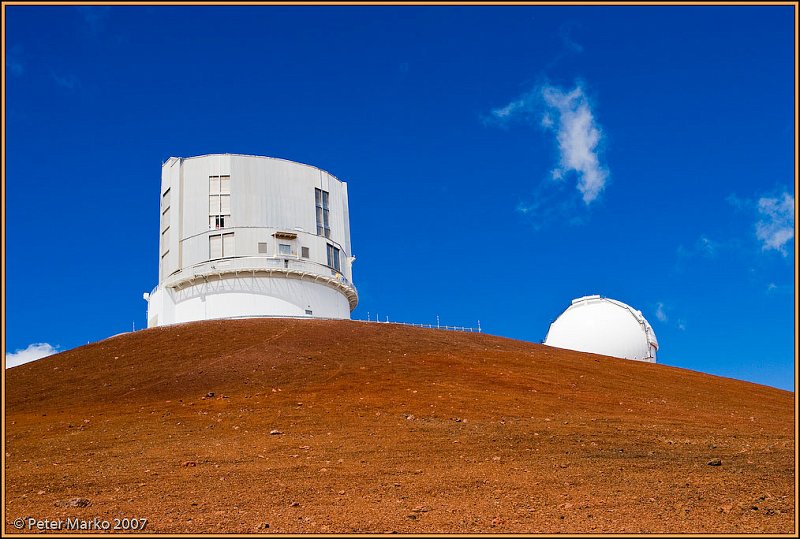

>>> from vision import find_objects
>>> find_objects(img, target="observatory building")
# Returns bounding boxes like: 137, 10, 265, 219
144, 154, 357, 327
544, 295, 658, 362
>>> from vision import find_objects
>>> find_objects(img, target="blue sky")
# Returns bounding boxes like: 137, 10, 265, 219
4, 5, 796, 391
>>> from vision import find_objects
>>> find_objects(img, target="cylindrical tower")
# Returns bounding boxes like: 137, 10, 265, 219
145, 154, 357, 327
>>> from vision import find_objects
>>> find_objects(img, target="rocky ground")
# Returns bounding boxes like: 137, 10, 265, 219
5, 319, 795, 534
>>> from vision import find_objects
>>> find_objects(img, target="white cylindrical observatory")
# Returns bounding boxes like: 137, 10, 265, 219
544, 295, 658, 362
145, 154, 357, 327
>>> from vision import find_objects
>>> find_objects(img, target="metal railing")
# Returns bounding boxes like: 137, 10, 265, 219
357, 317, 482, 333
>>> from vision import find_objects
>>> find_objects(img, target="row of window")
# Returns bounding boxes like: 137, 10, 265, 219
161, 189, 171, 272
315, 188, 330, 238
205, 176, 332, 240
209, 233, 340, 271
209, 175, 231, 230
209, 232, 235, 259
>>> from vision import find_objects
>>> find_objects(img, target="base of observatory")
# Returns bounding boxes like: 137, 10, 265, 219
146, 274, 352, 328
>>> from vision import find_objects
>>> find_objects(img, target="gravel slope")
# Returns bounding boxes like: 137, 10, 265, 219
5, 319, 795, 533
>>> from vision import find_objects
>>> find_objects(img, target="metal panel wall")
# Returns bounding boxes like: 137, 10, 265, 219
149, 154, 357, 326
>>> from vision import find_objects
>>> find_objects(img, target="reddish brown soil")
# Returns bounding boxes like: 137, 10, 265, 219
4, 319, 795, 534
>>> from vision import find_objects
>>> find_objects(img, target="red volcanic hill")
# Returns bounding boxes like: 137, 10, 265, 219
4, 319, 795, 534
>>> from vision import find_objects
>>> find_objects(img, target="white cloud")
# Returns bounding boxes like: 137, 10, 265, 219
492, 99, 525, 119
755, 192, 794, 256
485, 91, 538, 125
487, 83, 609, 206
6, 343, 59, 369
541, 84, 608, 204
655, 302, 668, 322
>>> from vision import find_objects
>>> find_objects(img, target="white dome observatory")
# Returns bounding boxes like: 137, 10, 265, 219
544, 295, 658, 362
145, 154, 357, 327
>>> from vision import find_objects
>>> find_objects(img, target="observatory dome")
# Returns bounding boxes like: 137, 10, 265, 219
144, 154, 357, 327
544, 295, 658, 363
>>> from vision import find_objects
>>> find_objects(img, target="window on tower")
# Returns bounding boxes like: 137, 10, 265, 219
315, 188, 330, 238
209, 232, 235, 259
210, 175, 231, 229
326, 243, 340, 272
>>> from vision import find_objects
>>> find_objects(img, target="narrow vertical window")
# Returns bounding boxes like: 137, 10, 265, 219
209, 234, 222, 259
161, 191, 171, 260
210, 175, 231, 229
161, 206, 170, 231
315, 188, 330, 238
161, 250, 169, 277
322, 190, 330, 238
161, 228, 170, 253
326, 244, 340, 272
222, 232, 235, 258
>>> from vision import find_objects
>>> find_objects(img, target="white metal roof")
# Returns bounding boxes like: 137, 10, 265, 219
544, 295, 658, 362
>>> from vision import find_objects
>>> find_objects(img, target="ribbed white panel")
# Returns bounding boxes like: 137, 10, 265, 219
148, 154, 357, 327
222, 232, 235, 257
161, 228, 170, 254
209, 235, 222, 259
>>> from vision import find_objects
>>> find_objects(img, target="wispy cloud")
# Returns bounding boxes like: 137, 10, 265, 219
6, 343, 59, 369
9, 59, 24, 77
486, 82, 609, 224
484, 90, 537, 126
655, 302, 668, 322
676, 235, 721, 262
558, 22, 584, 54
541, 85, 608, 204
7, 44, 25, 77
755, 193, 794, 256
728, 190, 795, 256
77, 6, 111, 31
696, 235, 718, 257
516, 177, 584, 230
50, 71, 79, 90
653, 301, 687, 330
765, 281, 792, 295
